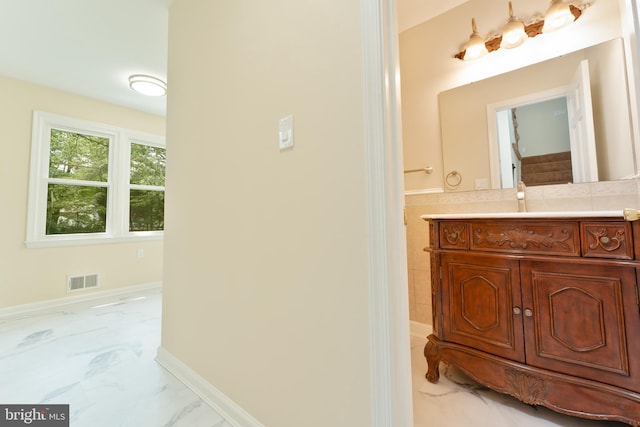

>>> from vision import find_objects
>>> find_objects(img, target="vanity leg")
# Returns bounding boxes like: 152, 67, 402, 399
424, 334, 441, 383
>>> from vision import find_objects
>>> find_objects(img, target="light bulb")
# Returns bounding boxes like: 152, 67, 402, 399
463, 18, 488, 60
500, 2, 527, 49
543, 0, 575, 33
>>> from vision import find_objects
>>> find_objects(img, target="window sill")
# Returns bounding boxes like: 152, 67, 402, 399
25, 233, 163, 248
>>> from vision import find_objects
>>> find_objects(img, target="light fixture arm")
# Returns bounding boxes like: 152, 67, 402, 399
471, 17, 479, 34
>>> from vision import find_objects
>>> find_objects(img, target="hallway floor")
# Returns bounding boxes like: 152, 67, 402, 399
0, 288, 630, 426
0, 288, 229, 427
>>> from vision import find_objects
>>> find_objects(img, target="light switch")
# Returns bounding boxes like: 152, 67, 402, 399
279, 114, 294, 150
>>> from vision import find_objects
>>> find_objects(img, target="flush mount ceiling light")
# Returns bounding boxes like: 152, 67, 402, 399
128, 74, 167, 97
500, 2, 528, 49
542, 0, 577, 33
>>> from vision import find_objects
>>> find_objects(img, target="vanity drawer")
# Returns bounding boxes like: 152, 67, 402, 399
470, 221, 580, 256
581, 221, 633, 259
438, 221, 469, 250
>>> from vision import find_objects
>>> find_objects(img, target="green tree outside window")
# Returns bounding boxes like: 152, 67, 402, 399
129, 143, 166, 232
46, 129, 109, 234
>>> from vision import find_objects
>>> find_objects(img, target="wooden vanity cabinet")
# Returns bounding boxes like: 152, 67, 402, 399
424, 216, 640, 426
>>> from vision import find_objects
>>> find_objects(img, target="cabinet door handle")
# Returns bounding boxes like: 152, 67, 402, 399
513, 307, 521, 315
524, 309, 533, 317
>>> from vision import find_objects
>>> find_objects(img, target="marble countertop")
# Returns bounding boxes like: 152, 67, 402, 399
421, 210, 626, 220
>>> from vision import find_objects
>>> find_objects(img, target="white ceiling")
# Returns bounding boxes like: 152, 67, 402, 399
396, 0, 469, 32
0, 0, 171, 116
0, 0, 463, 117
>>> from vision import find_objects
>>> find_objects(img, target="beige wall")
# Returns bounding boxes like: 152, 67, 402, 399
161, 1, 372, 426
0, 76, 165, 309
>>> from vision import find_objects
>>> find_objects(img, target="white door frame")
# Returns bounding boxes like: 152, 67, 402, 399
364, 2, 640, 425
362, 0, 413, 426
487, 86, 569, 189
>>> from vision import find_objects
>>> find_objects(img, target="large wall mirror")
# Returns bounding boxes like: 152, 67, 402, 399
439, 37, 635, 191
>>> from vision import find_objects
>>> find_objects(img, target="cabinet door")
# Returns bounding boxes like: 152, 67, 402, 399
441, 252, 525, 362
521, 260, 640, 390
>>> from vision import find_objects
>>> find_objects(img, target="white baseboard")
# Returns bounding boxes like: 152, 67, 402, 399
0, 282, 162, 319
155, 347, 264, 427
410, 321, 431, 339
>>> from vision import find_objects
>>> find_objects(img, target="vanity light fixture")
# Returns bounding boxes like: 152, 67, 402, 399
463, 18, 489, 61
455, 1, 589, 61
542, 0, 577, 33
500, 2, 528, 49
128, 74, 167, 97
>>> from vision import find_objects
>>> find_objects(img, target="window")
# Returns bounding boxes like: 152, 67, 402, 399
46, 129, 110, 235
26, 111, 165, 247
129, 142, 165, 231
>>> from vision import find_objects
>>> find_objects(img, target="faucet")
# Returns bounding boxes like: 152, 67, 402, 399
516, 181, 527, 213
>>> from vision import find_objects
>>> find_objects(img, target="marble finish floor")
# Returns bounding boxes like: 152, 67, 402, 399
0, 288, 231, 427
0, 287, 631, 427
411, 334, 627, 427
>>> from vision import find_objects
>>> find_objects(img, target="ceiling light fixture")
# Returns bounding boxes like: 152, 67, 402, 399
454, 1, 589, 61
500, 2, 528, 49
128, 74, 167, 97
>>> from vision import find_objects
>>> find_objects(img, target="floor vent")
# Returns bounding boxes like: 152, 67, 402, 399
67, 273, 100, 292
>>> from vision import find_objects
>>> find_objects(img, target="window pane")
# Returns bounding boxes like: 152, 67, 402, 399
49, 129, 109, 182
130, 190, 164, 231
130, 143, 166, 186
46, 184, 108, 234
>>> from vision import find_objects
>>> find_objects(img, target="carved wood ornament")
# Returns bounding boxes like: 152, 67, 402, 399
588, 228, 625, 252
474, 227, 572, 250
443, 225, 467, 246
505, 369, 546, 405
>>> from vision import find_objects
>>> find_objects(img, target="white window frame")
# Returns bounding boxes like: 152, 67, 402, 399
26, 111, 165, 248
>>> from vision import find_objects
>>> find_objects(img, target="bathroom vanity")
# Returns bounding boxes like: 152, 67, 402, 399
422, 211, 640, 425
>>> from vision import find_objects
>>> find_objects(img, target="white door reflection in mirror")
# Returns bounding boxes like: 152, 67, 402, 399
496, 109, 514, 188
495, 98, 572, 187
489, 60, 596, 188
567, 59, 598, 183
